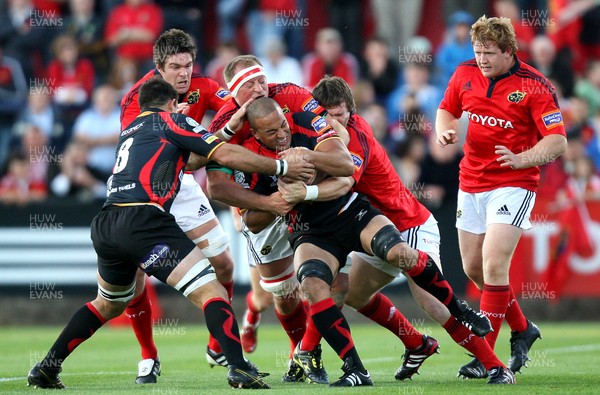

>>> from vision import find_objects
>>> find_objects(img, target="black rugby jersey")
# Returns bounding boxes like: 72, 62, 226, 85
105, 109, 224, 210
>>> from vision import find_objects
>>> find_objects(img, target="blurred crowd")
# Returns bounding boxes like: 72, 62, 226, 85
0, 0, 599, 213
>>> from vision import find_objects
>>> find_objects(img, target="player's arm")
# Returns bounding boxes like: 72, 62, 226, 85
496, 134, 567, 169
206, 168, 295, 216
242, 209, 278, 234
435, 108, 460, 146
278, 176, 355, 203
187, 152, 210, 170
280, 138, 354, 177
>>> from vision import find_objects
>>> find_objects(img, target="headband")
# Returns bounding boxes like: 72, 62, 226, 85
226, 65, 266, 97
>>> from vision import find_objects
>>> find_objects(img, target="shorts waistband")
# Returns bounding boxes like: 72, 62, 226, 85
112, 202, 165, 212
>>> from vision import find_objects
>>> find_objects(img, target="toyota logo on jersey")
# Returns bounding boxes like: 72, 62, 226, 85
466, 111, 514, 129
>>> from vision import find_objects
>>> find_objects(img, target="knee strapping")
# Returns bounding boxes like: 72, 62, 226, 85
174, 258, 217, 297
260, 264, 298, 297
296, 259, 333, 286
193, 225, 230, 258
98, 282, 136, 303
371, 224, 405, 262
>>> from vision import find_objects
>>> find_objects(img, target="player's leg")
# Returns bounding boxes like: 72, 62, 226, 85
359, 215, 491, 336
241, 264, 273, 353
163, 246, 269, 389
345, 254, 439, 381
293, 242, 372, 387
28, 274, 135, 389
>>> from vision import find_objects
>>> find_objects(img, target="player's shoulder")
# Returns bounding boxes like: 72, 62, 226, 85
514, 61, 556, 94
456, 58, 479, 70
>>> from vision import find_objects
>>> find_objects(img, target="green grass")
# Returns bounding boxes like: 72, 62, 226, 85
1, 322, 599, 394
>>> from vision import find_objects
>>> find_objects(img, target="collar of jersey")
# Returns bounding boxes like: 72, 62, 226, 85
138, 107, 167, 117
489, 57, 521, 82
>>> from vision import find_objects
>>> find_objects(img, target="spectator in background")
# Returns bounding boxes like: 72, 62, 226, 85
493, 0, 535, 62
107, 57, 138, 99
386, 62, 441, 128
47, 34, 95, 151
63, 0, 108, 83
392, 133, 426, 189
0, 151, 47, 205
434, 11, 475, 89
12, 86, 62, 157
302, 28, 358, 90
359, 37, 399, 105
50, 85, 120, 200
371, 0, 423, 61
0, 40, 27, 169
0, 0, 56, 80
575, 61, 600, 118
357, 102, 388, 144
216, 0, 244, 44
260, 37, 303, 86
205, 42, 240, 88
154, 0, 203, 57
104, 0, 163, 73
327, 0, 362, 58
19, 123, 50, 192
528, 34, 575, 98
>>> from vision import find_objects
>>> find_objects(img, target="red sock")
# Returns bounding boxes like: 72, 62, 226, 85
299, 303, 323, 351
358, 293, 422, 350
443, 316, 504, 370
245, 291, 261, 325
275, 301, 306, 355
126, 287, 158, 360
480, 284, 510, 350
207, 280, 234, 354
505, 286, 528, 332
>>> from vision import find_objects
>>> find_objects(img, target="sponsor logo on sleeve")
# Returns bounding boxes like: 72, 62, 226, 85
186, 117, 205, 133
316, 130, 338, 143
311, 116, 330, 133
215, 89, 231, 99
350, 153, 363, 171
302, 98, 320, 112
201, 133, 218, 144
541, 110, 563, 129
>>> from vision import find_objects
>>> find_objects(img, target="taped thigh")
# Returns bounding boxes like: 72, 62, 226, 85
174, 258, 217, 297
259, 264, 299, 297
192, 224, 231, 258
98, 282, 136, 303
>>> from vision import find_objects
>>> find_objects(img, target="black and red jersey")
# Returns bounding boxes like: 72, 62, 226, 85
231, 111, 349, 229
439, 58, 566, 193
120, 69, 231, 128
347, 113, 431, 231
208, 82, 326, 145
105, 110, 224, 210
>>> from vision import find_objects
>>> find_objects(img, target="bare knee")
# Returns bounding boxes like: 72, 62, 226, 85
208, 253, 234, 281
91, 297, 127, 320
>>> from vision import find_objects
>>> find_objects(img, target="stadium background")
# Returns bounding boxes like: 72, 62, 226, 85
1, 0, 599, 326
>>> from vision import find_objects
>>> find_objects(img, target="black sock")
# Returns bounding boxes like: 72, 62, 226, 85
406, 251, 461, 315
203, 298, 246, 368
41, 303, 106, 371
310, 298, 365, 372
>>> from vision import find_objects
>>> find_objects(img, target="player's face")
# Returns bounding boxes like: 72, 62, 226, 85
157, 53, 194, 95
325, 102, 351, 127
473, 41, 514, 79
233, 69, 268, 105
252, 109, 291, 151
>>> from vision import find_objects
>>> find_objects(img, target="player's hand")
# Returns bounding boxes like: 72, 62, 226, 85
266, 191, 295, 215
228, 98, 255, 131
437, 130, 458, 146
278, 178, 307, 204
177, 103, 190, 115
278, 148, 315, 181
496, 145, 525, 169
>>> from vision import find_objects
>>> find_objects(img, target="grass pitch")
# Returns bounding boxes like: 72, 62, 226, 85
1, 322, 599, 394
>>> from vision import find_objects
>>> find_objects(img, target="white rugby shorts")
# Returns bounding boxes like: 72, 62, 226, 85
170, 173, 217, 232
456, 187, 536, 234
352, 214, 441, 277
243, 215, 293, 266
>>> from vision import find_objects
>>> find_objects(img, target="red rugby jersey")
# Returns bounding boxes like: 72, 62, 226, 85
439, 58, 566, 193
208, 82, 325, 144
120, 69, 231, 128
347, 114, 430, 231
